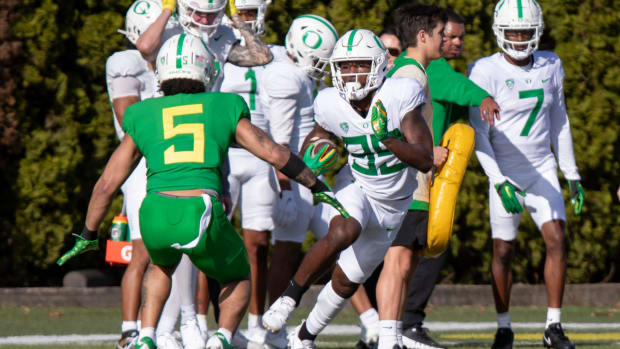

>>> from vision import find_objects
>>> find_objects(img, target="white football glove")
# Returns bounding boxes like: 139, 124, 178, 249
273, 190, 297, 227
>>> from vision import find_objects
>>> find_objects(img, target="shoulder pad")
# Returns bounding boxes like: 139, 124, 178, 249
106, 50, 147, 79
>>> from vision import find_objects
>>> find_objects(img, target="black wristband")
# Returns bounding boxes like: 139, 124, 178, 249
309, 180, 329, 194
80, 226, 97, 240
279, 154, 306, 180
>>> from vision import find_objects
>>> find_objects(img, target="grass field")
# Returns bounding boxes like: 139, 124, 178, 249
0, 305, 619, 348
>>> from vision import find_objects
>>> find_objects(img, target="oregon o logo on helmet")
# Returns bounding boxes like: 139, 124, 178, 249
302, 30, 323, 49
133, 0, 151, 15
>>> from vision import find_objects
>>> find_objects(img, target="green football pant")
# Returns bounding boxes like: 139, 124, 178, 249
139, 192, 250, 284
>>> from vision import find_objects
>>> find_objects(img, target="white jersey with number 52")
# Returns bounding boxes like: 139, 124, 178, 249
468, 51, 580, 189
314, 78, 426, 201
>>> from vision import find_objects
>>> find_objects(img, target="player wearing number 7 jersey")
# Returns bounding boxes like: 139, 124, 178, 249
468, 1, 582, 348
56, 33, 348, 349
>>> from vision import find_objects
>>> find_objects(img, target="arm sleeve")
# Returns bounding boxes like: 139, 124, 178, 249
262, 71, 299, 146
468, 63, 507, 186
427, 58, 490, 107
549, 60, 581, 180
110, 76, 141, 99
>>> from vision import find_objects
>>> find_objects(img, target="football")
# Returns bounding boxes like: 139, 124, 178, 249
308, 136, 339, 171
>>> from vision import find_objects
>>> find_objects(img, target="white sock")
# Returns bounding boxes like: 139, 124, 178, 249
122, 321, 137, 333
305, 281, 349, 335
216, 328, 232, 343
181, 305, 197, 324
156, 315, 178, 335
546, 308, 561, 328
137, 320, 141, 331
396, 321, 403, 347
248, 313, 262, 329
139, 327, 155, 342
197, 314, 208, 333
497, 312, 511, 329
378, 320, 398, 349
359, 308, 379, 328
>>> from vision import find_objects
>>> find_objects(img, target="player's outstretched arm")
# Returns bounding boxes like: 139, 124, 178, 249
135, 1, 175, 62
374, 103, 433, 173
57, 136, 142, 265
235, 118, 349, 217
227, 14, 273, 66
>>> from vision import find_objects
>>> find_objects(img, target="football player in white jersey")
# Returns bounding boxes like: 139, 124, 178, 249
135, 0, 273, 91
105, 2, 190, 348
262, 29, 434, 349
218, 0, 284, 347
468, 1, 584, 348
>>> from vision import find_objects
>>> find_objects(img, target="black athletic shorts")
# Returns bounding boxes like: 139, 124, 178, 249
390, 209, 428, 250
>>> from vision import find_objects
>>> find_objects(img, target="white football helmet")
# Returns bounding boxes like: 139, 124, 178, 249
119, 0, 163, 45
330, 29, 388, 101
235, 0, 269, 35
492, 0, 544, 60
177, 0, 227, 38
285, 14, 338, 80
156, 33, 217, 90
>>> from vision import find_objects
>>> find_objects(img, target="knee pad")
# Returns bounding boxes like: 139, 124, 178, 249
424, 124, 475, 258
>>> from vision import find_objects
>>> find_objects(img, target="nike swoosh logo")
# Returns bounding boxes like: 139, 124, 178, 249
542, 78, 551, 83
213, 35, 223, 41
543, 335, 552, 345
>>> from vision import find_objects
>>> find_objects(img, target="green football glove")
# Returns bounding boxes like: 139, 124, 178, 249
371, 99, 388, 141
312, 181, 350, 219
303, 142, 338, 176
495, 181, 526, 214
568, 180, 585, 215
56, 229, 99, 266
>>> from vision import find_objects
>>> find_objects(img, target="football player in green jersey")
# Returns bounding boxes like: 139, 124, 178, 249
57, 33, 348, 349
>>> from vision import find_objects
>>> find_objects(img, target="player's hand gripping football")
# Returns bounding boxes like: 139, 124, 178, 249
312, 181, 350, 219
371, 99, 389, 142
568, 180, 585, 215
495, 181, 526, 214
303, 140, 338, 176
56, 228, 99, 266
161, 0, 176, 12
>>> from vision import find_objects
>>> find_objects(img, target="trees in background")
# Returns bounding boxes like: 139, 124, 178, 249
3, 0, 618, 285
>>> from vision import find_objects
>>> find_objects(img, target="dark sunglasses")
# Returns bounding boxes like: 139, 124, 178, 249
387, 47, 401, 57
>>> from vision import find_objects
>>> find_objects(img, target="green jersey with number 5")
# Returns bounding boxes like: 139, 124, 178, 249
122, 92, 250, 194
468, 51, 581, 189
314, 78, 426, 201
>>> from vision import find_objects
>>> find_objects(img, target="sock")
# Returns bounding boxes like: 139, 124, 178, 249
216, 328, 232, 343
248, 313, 261, 329
359, 308, 379, 328
197, 314, 208, 333
139, 327, 155, 342
497, 312, 511, 329
546, 308, 561, 328
156, 315, 178, 335
282, 279, 309, 305
396, 321, 403, 347
305, 281, 349, 336
181, 304, 197, 324
378, 320, 398, 349
122, 321, 137, 333
299, 321, 317, 341
137, 320, 141, 331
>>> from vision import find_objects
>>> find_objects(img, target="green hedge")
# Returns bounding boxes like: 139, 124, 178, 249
4, 0, 618, 285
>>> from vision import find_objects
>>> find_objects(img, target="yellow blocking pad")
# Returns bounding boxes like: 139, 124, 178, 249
441, 332, 620, 341
423, 123, 475, 258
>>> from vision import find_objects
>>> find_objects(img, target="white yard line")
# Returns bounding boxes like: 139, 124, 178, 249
1, 323, 619, 345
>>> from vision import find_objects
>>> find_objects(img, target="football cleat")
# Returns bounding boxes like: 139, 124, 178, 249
288, 324, 315, 349
157, 332, 184, 349
402, 326, 444, 349
180, 318, 206, 349
543, 323, 575, 349
262, 296, 296, 332
245, 324, 267, 348
117, 329, 139, 349
491, 328, 514, 349
264, 328, 288, 349
359, 321, 379, 348
206, 331, 232, 349
134, 336, 156, 349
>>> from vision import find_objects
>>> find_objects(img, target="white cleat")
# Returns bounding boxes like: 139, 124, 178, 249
157, 332, 184, 349
264, 328, 288, 349
230, 330, 249, 349
288, 324, 315, 349
206, 332, 231, 349
181, 318, 207, 349
262, 296, 296, 332
360, 321, 379, 347
245, 325, 267, 349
